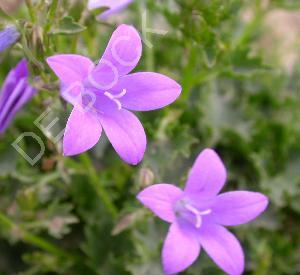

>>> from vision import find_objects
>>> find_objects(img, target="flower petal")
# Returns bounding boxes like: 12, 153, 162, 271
63, 107, 102, 156
99, 109, 146, 165
111, 72, 182, 111
137, 184, 183, 223
47, 54, 94, 84
88, 0, 134, 19
60, 82, 82, 106
212, 191, 269, 226
184, 149, 227, 198
198, 224, 244, 275
162, 222, 200, 274
96, 24, 142, 77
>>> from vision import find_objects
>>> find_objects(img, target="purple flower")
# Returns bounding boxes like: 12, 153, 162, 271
88, 0, 134, 19
0, 59, 37, 134
46, 24, 181, 165
0, 25, 20, 52
137, 149, 269, 275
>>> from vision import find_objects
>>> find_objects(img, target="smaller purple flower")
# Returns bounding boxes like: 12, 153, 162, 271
0, 60, 37, 133
88, 0, 134, 19
0, 25, 20, 52
137, 149, 269, 275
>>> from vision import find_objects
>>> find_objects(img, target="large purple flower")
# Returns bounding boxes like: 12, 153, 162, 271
137, 149, 269, 275
0, 25, 20, 52
88, 0, 134, 19
0, 59, 37, 133
47, 24, 181, 165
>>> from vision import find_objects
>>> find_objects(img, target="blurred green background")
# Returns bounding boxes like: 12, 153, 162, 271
1, 0, 300, 274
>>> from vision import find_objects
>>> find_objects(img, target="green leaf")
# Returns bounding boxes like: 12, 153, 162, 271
52, 16, 86, 35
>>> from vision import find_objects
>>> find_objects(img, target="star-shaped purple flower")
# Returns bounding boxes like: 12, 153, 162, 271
137, 149, 269, 275
0, 59, 36, 133
47, 24, 181, 165
88, 0, 134, 19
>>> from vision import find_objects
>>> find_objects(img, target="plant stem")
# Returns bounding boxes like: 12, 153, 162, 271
44, 0, 59, 34
140, 1, 154, 71
79, 154, 118, 218
25, 0, 37, 23
0, 211, 72, 260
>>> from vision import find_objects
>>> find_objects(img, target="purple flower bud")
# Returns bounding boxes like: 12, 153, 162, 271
0, 60, 37, 133
0, 25, 20, 52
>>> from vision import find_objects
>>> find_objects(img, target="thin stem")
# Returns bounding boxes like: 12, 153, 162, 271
25, 0, 37, 23
44, 0, 59, 34
0, 211, 72, 260
140, 1, 154, 71
79, 154, 118, 218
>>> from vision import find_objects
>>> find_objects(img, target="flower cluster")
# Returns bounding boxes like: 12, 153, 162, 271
0, 2, 269, 275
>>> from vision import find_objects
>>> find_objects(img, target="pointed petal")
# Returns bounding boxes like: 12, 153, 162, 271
184, 149, 227, 198
63, 107, 102, 156
198, 224, 244, 275
111, 72, 182, 111
47, 54, 94, 84
93, 25, 142, 80
137, 184, 183, 223
99, 109, 146, 165
162, 222, 200, 274
212, 191, 269, 226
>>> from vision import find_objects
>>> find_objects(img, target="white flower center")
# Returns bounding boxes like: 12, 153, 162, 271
175, 199, 211, 228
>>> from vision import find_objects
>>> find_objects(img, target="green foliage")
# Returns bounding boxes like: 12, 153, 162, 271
1, 0, 300, 274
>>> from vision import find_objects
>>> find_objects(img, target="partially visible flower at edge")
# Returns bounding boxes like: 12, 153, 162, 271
88, 0, 134, 20
137, 149, 269, 275
46, 24, 181, 165
0, 59, 37, 133
0, 25, 20, 52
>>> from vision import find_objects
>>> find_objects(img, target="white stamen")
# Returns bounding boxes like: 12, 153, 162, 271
114, 89, 127, 99
185, 204, 202, 228
104, 89, 127, 110
199, 209, 212, 215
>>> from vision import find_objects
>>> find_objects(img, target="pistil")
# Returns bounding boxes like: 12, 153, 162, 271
104, 89, 127, 110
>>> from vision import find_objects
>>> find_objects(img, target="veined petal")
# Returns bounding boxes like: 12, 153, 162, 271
184, 149, 227, 198
63, 107, 102, 156
198, 224, 244, 275
0, 80, 36, 133
162, 222, 200, 274
0, 59, 28, 112
212, 191, 269, 226
47, 54, 94, 85
111, 72, 182, 111
137, 184, 183, 223
95, 24, 142, 78
98, 109, 146, 165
